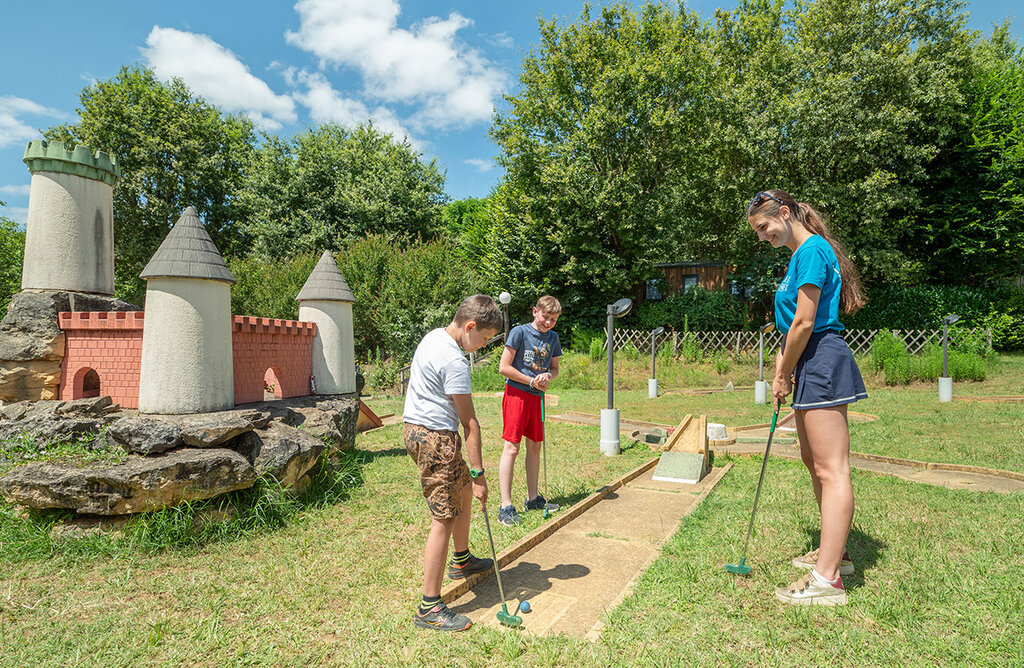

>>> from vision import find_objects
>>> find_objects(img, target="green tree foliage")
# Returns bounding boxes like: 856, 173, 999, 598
45, 66, 255, 306
491, 3, 718, 326
226, 236, 483, 361
238, 124, 448, 258
443, 197, 494, 264
0, 211, 25, 315
634, 287, 750, 331
493, 0, 1019, 329
911, 25, 1024, 283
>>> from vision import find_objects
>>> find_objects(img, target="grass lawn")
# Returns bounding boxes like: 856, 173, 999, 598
1, 355, 1022, 665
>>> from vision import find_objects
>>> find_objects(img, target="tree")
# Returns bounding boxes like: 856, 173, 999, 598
911, 24, 1024, 283
491, 3, 719, 326
238, 123, 448, 258
45, 66, 255, 305
0, 208, 24, 315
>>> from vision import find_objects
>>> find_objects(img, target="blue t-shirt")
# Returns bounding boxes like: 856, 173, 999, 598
505, 323, 561, 395
775, 235, 844, 335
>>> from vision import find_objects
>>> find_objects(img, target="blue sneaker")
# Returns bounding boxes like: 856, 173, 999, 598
525, 495, 559, 512
497, 504, 521, 526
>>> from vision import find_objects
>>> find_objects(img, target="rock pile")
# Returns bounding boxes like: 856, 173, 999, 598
0, 394, 358, 515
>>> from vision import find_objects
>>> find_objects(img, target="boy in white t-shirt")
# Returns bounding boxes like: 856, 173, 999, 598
403, 294, 502, 632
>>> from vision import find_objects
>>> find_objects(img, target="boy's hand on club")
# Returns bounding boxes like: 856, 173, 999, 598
534, 373, 551, 391
472, 477, 487, 508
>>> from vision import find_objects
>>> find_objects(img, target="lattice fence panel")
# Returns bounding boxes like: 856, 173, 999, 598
613, 328, 990, 357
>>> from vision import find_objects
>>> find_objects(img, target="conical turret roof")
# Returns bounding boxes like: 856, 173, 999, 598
140, 207, 236, 284
296, 250, 354, 302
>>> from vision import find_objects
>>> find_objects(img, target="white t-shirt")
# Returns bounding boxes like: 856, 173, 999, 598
402, 328, 472, 432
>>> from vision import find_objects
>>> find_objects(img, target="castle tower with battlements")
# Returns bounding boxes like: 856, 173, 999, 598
21, 140, 120, 295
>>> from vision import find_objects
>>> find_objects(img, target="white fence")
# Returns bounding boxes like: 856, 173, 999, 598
611, 327, 992, 357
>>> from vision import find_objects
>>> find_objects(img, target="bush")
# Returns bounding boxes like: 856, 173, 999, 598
713, 350, 730, 374
588, 337, 604, 361
570, 326, 605, 353
679, 334, 704, 363
470, 356, 505, 392
0, 216, 24, 316
229, 253, 318, 320
622, 342, 642, 362
870, 330, 907, 373
555, 351, 604, 389
633, 287, 749, 332
883, 354, 912, 385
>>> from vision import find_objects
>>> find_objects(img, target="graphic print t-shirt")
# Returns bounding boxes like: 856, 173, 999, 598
505, 323, 561, 396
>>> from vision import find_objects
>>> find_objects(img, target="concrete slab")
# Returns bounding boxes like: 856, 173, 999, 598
447, 464, 731, 639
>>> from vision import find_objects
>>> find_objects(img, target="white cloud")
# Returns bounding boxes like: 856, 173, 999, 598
285, 0, 506, 129
0, 96, 63, 148
463, 158, 493, 173
143, 27, 297, 131
1, 206, 29, 226
286, 69, 420, 148
0, 184, 31, 196
485, 32, 514, 48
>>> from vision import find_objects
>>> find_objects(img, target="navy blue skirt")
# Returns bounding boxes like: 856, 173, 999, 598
790, 330, 867, 410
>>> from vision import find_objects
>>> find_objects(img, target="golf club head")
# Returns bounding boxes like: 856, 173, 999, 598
725, 558, 752, 575
497, 604, 523, 627
543, 509, 551, 519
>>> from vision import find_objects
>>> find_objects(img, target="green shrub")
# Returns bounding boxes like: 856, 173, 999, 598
948, 350, 987, 381
570, 326, 605, 353
588, 337, 604, 361
229, 253, 318, 321
556, 351, 603, 389
470, 356, 505, 392
622, 342, 641, 362
0, 216, 25, 316
870, 330, 907, 373
679, 334, 704, 363
634, 287, 749, 332
883, 354, 912, 385
713, 350, 730, 374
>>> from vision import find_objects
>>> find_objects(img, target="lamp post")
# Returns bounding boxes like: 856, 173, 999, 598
755, 322, 775, 404
649, 326, 665, 398
939, 314, 959, 402
601, 298, 633, 456
498, 291, 512, 343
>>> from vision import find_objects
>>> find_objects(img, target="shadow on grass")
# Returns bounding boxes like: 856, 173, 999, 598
800, 524, 886, 591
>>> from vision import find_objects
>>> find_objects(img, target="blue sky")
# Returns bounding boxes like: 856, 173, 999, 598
1, 0, 1020, 227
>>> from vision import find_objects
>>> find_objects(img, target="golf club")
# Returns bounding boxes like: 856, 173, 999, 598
482, 503, 523, 627
541, 393, 558, 518
725, 403, 782, 575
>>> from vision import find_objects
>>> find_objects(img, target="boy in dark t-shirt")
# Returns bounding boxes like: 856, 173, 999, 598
496, 295, 562, 525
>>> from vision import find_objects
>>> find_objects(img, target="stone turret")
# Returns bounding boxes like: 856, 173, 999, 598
137, 207, 235, 414
21, 140, 120, 295
297, 250, 356, 395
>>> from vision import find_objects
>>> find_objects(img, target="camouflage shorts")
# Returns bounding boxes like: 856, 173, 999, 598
404, 422, 470, 520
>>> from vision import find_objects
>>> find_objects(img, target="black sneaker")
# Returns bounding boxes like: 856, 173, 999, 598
497, 504, 522, 526
525, 495, 559, 512
447, 554, 494, 580
413, 602, 472, 631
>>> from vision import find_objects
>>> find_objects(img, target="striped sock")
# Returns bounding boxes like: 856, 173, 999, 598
419, 594, 442, 615
452, 549, 470, 566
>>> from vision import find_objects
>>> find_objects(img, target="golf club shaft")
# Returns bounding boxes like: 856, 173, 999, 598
482, 506, 508, 606
738, 405, 781, 561
542, 393, 548, 500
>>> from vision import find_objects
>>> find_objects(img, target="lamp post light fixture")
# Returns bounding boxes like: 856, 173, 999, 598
498, 291, 512, 343
939, 314, 960, 402
601, 297, 633, 456
755, 322, 775, 404
649, 326, 665, 398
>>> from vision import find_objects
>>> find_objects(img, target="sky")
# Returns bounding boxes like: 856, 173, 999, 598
1, 0, 1021, 227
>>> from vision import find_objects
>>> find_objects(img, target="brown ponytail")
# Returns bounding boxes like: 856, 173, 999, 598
748, 190, 867, 314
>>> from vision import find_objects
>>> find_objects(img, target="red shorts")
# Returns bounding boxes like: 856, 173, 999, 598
502, 384, 544, 444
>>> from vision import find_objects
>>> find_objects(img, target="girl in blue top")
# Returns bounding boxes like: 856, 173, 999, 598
747, 189, 867, 607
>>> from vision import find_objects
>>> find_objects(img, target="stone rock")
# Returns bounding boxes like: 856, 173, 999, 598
0, 448, 256, 515
55, 396, 114, 417
173, 410, 265, 447
0, 362, 61, 403
232, 422, 326, 487
0, 414, 110, 444
724, 381, 735, 392
24, 400, 68, 418
107, 416, 183, 455
0, 401, 32, 421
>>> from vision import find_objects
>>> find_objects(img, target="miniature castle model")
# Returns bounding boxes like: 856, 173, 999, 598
2, 140, 357, 412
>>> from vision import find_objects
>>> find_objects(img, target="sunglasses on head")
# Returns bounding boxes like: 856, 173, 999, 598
748, 191, 784, 211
